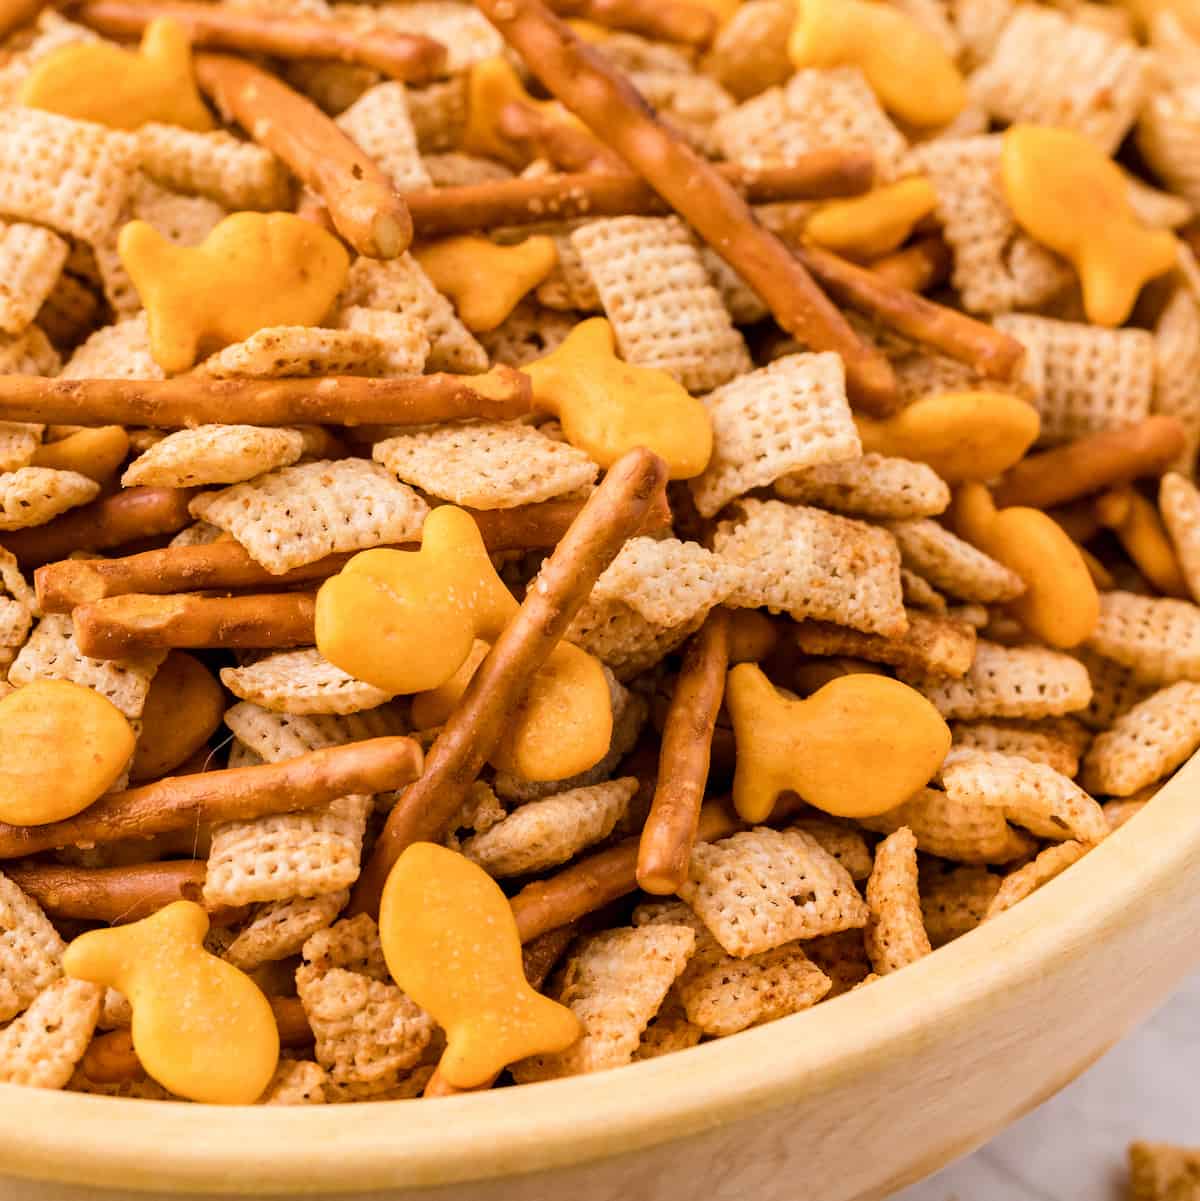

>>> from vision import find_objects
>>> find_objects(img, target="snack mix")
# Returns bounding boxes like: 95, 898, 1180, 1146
0, 0, 1194, 1106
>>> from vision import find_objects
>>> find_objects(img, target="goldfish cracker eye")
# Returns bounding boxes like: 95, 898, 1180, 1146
0, 679, 135, 826
726, 664, 950, 822
804, 178, 940, 262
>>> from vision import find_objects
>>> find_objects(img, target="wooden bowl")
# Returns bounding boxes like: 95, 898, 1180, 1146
3, 755, 1199, 1201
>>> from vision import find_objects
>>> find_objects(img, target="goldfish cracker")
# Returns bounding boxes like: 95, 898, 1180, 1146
726, 664, 951, 822
21, 18, 213, 132
413, 236, 558, 333
855, 392, 1040, 484
118, 212, 350, 373
787, 0, 965, 127
0, 679, 135, 825
1001, 125, 1178, 328
524, 318, 713, 479
131, 651, 226, 783
380, 844, 581, 1088
63, 901, 279, 1104
1093, 485, 1189, 598
805, 178, 939, 261
31, 427, 130, 484
951, 483, 1100, 648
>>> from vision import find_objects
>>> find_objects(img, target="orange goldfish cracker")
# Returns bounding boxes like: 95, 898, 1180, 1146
130, 651, 224, 782
805, 178, 939, 261
31, 427, 129, 483
1094, 485, 1189, 598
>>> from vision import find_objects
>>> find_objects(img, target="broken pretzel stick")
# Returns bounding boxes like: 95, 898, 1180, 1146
77, 0, 447, 83
0, 367, 531, 428
195, 52, 412, 259
350, 446, 669, 916
0, 737, 423, 859
404, 151, 875, 238
992, 416, 1187, 510
546, 0, 715, 45
869, 236, 952, 294
637, 608, 730, 896
473, 0, 896, 412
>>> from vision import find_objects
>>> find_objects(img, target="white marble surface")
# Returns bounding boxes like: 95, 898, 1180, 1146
895, 968, 1200, 1201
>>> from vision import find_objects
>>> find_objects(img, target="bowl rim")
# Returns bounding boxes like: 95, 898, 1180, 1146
3, 754, 1199, 1196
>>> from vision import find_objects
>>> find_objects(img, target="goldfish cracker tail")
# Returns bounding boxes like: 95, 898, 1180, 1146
731, 759, 781, 825
949, 481, 999, 544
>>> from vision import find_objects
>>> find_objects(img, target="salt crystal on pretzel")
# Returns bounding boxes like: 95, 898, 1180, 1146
0, 977, 101, 1089
1085, 591, 1200, 687
122, 425, 303, 489
225, 890, 348, 972
221, 649, 392, 716
0, 869, 65, 1023
951, 719, 1086, 778
0, 221, 66, 336
1153, 291, 1200, 475
334, 83, 431, 192
196, 326, 399, 380
863, 827, 930, 977
885, 518, 1025, 606
985, 840, 1088, 920
793, 611, 976, 679
775, 453, 950, 520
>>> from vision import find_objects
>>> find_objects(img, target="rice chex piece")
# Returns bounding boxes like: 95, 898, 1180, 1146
0, 221, 67, 335
190, 459, 429, 574
334, 82, 431, 191
421, 153, 513, 188
1129, 1142, 1200, 1201
1161, 473, 1200, 602
462, 777, 637, 877
223, 701, 409, 763
885, 518, 1025, 604
951, 719, 1084, 777
698, 246, 767, 325
566, 599, 707, 680
61, 313, 163, 380
0, 423, 41, 473
941, 748, 1108, 843
0, 548, 33, 653
406, 78, 468, 153
0, 871, 65, 1024
122, 425, 304, 488
788, 817, 874, 882
135, 124, 291, 210
992, 315, 1155, 444
260, 1059, 328, 1105
775, 453, 950, 520
302, 913, 387, 977
570, 216, 751, 394
901, 568, 947, 613
919, 862, 1000, 947
348, 1, 503, 74
0, 467, 97, 530
631, 71, 734, 157
0, 325, 57, 377
634, 900, 831, 1037
536, 232, 601, 312
892, 343, 1041, 405
1074, 646, 1153, 731
985, 840, 1088, 919
374, 422, 597, 510
802, 929, 873, 997
478, 300, 575, 368
511, 925, 695, 1082
1138, 83, 1200, 212
225, 891, 349, 971
792, 610, 976, 678
633, 1002, 703, 1061
714, 499, 907, 638
690, 352, 859, 518
9, 613, 163, 718
1081, 682, 1200, 797
170, 520, 224, 548
199, 326, 393, 379
334, 308, 429, 377
1085, 591, 1200, 687
864, 828, 931, 976
0, 978, 101, 1089
679, 827, 869, 958
221, 648, 393, 716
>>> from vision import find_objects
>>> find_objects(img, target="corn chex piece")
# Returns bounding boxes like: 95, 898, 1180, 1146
335, 308, 429, 377
985, 840, 1088, 919
462, 777, 637, 877
169, 520, 223, 548
1138, 83, 1200, 211
0, 548, 33, 653
323, 1066, 435, 1103
788, 817, 874, 882
885, 518, 1026, 606
260, 1059, 328, 1105
302, 913, 387, 977
334, 82, 431, 191
892, 341, 1043, 406
346, 1, 503, 74
679, 827, 869, 958
715, 499, 906, 638
901, 568, 947, 613
478, 300, 575, 369
226, 891, 350, 972
919, 862, 1001, 948
536, 232, 601, 313
0, 423, 41, 473
566, 598, 704, 680
1161, 473, 1200, 601
135, 124, 291, 211
0, 978, 101, 1089
511, 925, 696, 1082
792, 610, 976, 678
61, 313, 163, 381
569, 216, 751, 394
775, 453, 950, 520
802, 929, 873, 997
1085, 591, 1200, 687
198, 326, 394, 379
712, 68, 908, 180
1074, 646, 1153, 731
122, 425, 304, 489
1154, 296, 1200, 476
951, 718, 1085, 777
634, 900, 831, 1037
224, 700, 409, 763
0, 326, 57, 377
905, 136, 1072, 315
9, 613, 164, 718
633, 1001, 703, 1061
0, 466, 97, 530
1129, 1142, 1200, 1201
0, 870, 65, 1024
406, 78, 467, 153
970, 6, 1150, 153
421, 153, 513, 188
443, 779, 508, 850
993, 315, 1155, 445
941, 748, 1108, 844
864, 828, 931, 976
343, 253, 488, 373
0, 221, 67, 336
690, 352, 859, 518
1104, 796, 1152, 829
221, 648, 393, 716
190, 459, 429, 575
1081, 682, 1200, 797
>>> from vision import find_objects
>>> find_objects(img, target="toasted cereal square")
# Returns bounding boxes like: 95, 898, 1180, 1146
373, 422, 597, 510
334, 308, 429, 377
223, 701, 409, 763
775, 453, 950, 520
714, 499, 907, 638
630, 71, 734, 157
302, 914, 389, 979
0, 871, 65, 1024
225, 891, 349, 971
37, 268, 102, 349
802, 929, 873, 997
198, 327, 392, 379
569, 216, 751, 394
406, 78, 468, 153
323, 1066, 435, 1103
477, 300, 576, 368
1085, 591, 1200, 687
0, 548, 33, 652
335, 82, 431, 191
633, 1002, 704, 1060
122, 425, 304, 488
885, 518, 1025, 604
259, 1059, 328, 1105
951, 718, 1084, 777
1129, 1142, 1200, 1201
788, 817, 874, 881
0, 423, 41, 473
347, 1, 503, 74
1155, 292, 1200, 475
69, 1070, 175, 1100
169, 520, 224, 548
864, 828, 931, 976
220, 648, 393, 716
565, 597, 707, 680
699, 245, 767, 325
421, 153, 513, 188
985, 840, 1088, 919
61, 313, 164, 381
1161, 473, 1200, 601
536, 232, 601, 313
0, 467, 97, 530
679, 827, 869, 958
0, 325, 57, 376
1074, 646, 1154, 731
690, 353, 859, 518
0, 978, 101, 1089
1138, 82, 1200, 210
9, 613, 163, 718
511, 925, 695, 1082
891, 343, 1040, 405
0, 221, 67, 335
190, 459, 429, 575
1081, 682, 1200, 797
792, 611, 977, 678
919, 862, 1000, 947
462, 778, 637, 877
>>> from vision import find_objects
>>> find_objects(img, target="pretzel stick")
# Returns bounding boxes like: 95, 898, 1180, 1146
0, 737, 423, 858
195, 53, 411, 259
404, 152, 875, 238
473, 0, 896, 413
351, 447, 669, 916
637, 609, 729, 896
992, 416, 1188, 510
790, 242, 1025, 381
869, 236, 952, 294
77, 0, 447, 82
0, 0, 43, 37
498, 100, 623, 173
546, 0, 714, 44
0, 486, 195, 569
